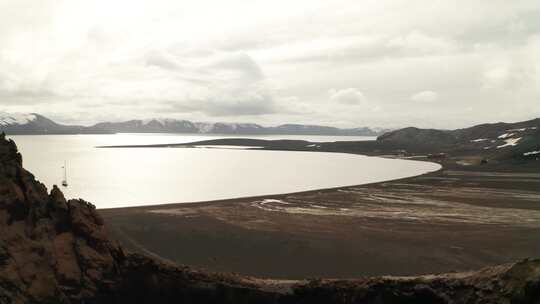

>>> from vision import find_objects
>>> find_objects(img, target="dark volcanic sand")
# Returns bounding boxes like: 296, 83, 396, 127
99, 165, 540, 279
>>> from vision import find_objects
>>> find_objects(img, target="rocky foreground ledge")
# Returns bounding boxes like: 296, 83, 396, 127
0, 134, 539, 303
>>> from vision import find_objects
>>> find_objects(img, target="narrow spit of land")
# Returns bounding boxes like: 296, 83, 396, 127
100, 138, 540, 279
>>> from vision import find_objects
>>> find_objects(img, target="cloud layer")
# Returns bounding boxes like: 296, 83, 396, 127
411, 91, 439, 103
1, 0, 540, 128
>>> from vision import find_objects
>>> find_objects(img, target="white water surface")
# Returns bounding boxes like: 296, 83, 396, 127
9, 134, 440, 209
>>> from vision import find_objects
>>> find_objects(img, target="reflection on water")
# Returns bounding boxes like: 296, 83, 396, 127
10, 134, 439, 209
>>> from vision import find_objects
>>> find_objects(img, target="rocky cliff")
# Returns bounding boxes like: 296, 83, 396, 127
0, 134, 539, 303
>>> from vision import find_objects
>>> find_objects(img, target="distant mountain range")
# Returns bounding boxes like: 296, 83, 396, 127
93, 119, 386, 136
0, 113, 111, 135
0, 113, 387, 136
4, 112, 537, 160
162, 117, 539, 165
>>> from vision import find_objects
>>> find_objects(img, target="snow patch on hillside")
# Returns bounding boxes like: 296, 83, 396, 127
194, 122, 214, 133
523, 150, 540, 156
142, 118, 175, 125
507, 126, 538, 132
496, 137, 521, 149
498, 133, 515, 139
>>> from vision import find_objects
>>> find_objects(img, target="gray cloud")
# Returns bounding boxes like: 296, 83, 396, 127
329, 88, 366, 105
410, 90, 438, 103
206, 53, 264, 81
144, 51, 182, 70
0, 0, 539, 128
169, 93, 276, 117
0, 74, 57, 104
263, 32, 460, 66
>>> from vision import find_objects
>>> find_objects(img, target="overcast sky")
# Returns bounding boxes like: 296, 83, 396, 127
1, 0, 540, 128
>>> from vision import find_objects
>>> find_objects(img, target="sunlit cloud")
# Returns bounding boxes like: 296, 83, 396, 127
0, 0, 539, 128
410, 90, 439, 103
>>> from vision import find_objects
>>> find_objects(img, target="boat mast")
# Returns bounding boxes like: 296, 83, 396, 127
62, 161, 68, 186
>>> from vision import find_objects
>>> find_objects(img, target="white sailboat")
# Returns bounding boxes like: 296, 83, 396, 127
61, 161, 68, 187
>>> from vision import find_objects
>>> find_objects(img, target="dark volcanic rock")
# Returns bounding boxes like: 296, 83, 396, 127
378, 127, 458, 149
378, 118, 540, 147
0, 132, 123, 302
377, 118, 540, 160
0, 133, 539, 303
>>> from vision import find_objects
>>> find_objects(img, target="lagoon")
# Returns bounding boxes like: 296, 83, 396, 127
9, 134, 440, 208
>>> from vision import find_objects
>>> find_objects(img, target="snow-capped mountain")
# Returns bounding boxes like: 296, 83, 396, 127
0, 113, 38, 126
93, 119, 386, 136
0, 113, 387, 136
0, 113, 111, 135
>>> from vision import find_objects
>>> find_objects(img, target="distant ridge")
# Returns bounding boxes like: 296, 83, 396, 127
0, 112, 388, 136
126, 117, 538, 165
92, 119, 387, 136
0, 113, 112, 135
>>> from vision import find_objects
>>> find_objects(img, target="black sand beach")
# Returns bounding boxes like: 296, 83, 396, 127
100, 161, 540, 279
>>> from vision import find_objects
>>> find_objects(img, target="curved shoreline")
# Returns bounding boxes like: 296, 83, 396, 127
98, 161, 443, 211
97, 148, 441, 210
100, 163, 540, 279
97, 138, 443, 210
98, 137, 540, 279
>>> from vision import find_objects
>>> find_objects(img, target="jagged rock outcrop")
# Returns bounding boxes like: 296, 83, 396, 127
0, 133, 539, 303
0, 132, 122, 302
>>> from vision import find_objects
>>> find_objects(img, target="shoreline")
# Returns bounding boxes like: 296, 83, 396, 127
98, 158, 443, 211
99, 136, 540, 279
96, 137, 447, 211
97, 134, 538, 211
100, 159, 540, 279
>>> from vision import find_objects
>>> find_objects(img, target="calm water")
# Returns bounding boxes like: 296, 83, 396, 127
9, 134, 440, 209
